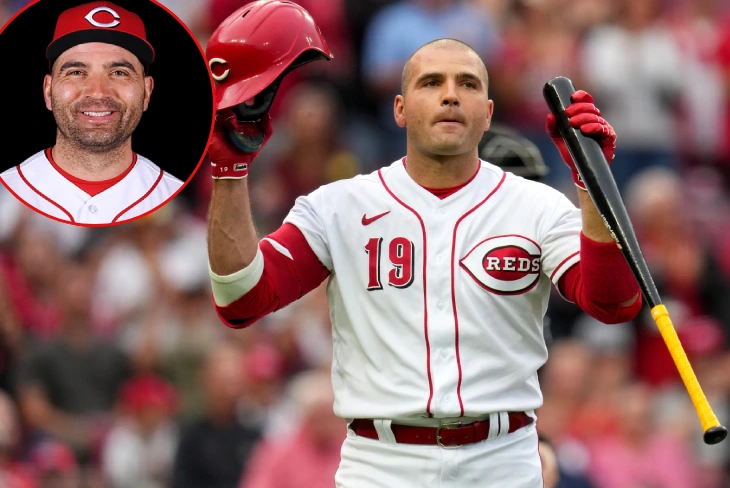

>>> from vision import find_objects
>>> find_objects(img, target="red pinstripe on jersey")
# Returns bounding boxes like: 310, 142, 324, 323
378, 169, 434, 417
549, 250, 580, 282
451, 171, 506, 416
16, 165, 75, 222
111, 167, 164, 223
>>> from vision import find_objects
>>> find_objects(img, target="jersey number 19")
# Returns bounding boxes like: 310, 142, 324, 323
365, 237, 415, 290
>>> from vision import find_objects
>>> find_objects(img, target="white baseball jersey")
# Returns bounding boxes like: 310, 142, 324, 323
282, 158, 581, 421
0, 149, 183, 225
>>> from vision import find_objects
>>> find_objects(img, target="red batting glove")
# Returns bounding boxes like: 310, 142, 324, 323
546, 90, 616, 189
208, 108, 273, 180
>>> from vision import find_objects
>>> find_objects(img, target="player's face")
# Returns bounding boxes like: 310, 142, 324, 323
395, 47, 492, 157
44, 43, 154, 152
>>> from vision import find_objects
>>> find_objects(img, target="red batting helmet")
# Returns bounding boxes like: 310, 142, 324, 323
206, 0, 333, 111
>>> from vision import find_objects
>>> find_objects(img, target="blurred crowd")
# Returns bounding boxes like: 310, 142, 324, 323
2, 0, 730, 487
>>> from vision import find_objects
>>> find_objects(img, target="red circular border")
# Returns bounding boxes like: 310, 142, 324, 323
0, 0, 215, 228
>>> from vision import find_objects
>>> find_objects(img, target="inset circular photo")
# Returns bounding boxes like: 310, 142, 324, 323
0, 0, 214, 226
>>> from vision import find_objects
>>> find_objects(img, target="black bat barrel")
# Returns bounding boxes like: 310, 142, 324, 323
542, 76, 661, 309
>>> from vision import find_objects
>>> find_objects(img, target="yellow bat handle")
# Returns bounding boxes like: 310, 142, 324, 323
651, 305, 727, 444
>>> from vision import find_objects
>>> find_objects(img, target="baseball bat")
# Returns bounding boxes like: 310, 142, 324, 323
543, 76, 727, 445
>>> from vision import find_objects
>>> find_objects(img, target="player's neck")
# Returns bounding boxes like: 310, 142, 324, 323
404, 147, 480, 189
52, 136, 135, 182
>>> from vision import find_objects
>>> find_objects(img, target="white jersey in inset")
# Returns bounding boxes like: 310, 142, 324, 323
0, 149, 183, 225
283, 159, 582, 421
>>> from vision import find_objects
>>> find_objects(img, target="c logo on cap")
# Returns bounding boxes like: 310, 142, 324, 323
85, 6, 121, 28
209, 58, 230, 82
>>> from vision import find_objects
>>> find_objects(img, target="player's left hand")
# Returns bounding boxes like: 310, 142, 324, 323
208, 107, 273, 180
546, 90, 616, 189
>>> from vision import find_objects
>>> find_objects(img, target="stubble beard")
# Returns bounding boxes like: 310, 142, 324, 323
53, 94, 144, 154
422, 127, 468, 156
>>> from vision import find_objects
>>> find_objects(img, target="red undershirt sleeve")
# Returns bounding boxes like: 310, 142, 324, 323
215, 223, 330, 328
558, 232, 643, 324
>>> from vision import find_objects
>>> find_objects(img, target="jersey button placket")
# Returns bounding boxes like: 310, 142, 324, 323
426, 204, 457, 417
88, 205, 98, 214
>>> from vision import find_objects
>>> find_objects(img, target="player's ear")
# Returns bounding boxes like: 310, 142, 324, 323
143, 76, 154, 112
483, 99, 494, 132
43, 75, 53, 111
394, 95, 406, 128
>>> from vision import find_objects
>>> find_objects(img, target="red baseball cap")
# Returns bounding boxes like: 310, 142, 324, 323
119, 375, 177, 414
47, 1, 154, 71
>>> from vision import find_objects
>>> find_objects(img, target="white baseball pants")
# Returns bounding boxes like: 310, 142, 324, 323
335, 421, 543, 487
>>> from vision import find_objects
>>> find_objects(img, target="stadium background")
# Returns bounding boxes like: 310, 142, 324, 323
1, 0, 730, 486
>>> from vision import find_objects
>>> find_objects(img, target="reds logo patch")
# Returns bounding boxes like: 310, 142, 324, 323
208, 58, 230, 82
85, 6, 121, 28
460, 235, 542, 295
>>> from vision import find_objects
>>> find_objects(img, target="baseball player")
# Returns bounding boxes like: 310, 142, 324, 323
0, 1, 183, 225
206, 2, 642, 486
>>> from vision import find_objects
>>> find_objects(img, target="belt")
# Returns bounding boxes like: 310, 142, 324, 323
350, 412, 533, 448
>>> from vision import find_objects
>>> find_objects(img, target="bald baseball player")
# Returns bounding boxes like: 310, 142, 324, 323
0, 2, 183, 225
207, 38, 642, 487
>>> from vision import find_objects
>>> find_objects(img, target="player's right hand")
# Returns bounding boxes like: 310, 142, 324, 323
208, 108, 273, 180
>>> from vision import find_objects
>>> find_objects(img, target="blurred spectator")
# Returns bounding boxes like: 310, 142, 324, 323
664, 0, 725, 162
362, 0, 500, 159
156, 285, 223, 422
106, 216, 221, 420
717, 13, 730, 169
171, 344, 260, 488
29, 440, 79, 488
272, 282, 332, 373
537, 340, 600, 487
363, 0, 500, 95
93, 219, 174, 326
0, 260, 22, 392
588, 382, 697, 488
538, 340, 593, 445
467, 0, 512, 26
15, 261, 131, 463
237, 343, 287, 434
239, 370, 344, 488
2, 229, 64, 339
489, 0, 586, 190
102, 375, 178, 488
624, 168, 730, 386
251, 82, 361, 232
581, 0, 683, 190
0, 391, 36, 488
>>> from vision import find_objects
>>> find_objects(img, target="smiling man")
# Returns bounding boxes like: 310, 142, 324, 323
0, 1, 182, 225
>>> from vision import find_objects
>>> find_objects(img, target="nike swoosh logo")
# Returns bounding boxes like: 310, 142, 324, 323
362, 211, 391, 226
